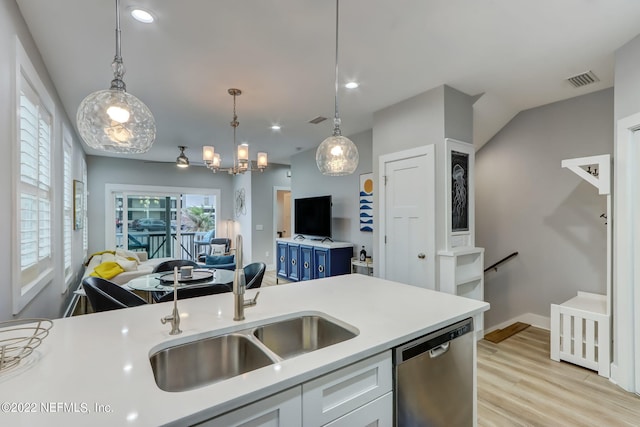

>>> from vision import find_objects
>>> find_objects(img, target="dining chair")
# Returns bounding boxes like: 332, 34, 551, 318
82, 277, 148, 312
156, 284, 231, 303
244, 262, 266, 289
152, 259, 200, 274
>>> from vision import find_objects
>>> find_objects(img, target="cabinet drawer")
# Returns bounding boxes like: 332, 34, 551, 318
198, 386, 301, 427
323, 392, 392, 427
302, 351, 392, 427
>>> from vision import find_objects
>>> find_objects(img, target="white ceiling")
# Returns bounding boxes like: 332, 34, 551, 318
15, 0, 640, 166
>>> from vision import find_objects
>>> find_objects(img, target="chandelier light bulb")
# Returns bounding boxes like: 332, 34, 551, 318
212, 153, 221, 168
257, 152, 268, 169
202, 146, 214, 164
237, 143, 249, 162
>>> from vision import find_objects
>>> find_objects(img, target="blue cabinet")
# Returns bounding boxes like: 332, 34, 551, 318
276, 239, 353, 283
276, 242, 288, 278
313, 246, 352, 279
287, 243, 301, 281
300, 245, 314, 281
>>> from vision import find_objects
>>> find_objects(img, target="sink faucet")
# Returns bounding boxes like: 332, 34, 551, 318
233, 234, 260, 321
161, 267, 182, 335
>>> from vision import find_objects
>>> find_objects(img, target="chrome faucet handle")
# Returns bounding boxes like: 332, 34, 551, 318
161, 308, 182, 335
246, 291, 260, 306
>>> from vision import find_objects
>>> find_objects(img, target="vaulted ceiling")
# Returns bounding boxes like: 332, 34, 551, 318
15, 0, 640, 166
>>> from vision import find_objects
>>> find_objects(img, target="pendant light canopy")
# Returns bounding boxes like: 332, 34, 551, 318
76, 0, 156, 153
316, 0, 359, 176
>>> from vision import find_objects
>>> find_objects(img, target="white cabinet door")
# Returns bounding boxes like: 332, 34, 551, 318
198, 386, 301, 427
302, 351, 392, 427
323, 392, 393, 427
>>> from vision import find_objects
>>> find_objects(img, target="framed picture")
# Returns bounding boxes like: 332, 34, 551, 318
359, 173, 373, 232
451, 150, 469, 232
445, 138, 475, 249
73, 180, 84, 230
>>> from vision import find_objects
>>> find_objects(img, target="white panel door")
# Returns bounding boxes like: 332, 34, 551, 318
382, 146, 435, 289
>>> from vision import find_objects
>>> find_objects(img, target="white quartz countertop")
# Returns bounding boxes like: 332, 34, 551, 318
0, 274, 488, 426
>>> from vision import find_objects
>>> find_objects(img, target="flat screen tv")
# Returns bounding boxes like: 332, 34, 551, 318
294, 195, 332, 238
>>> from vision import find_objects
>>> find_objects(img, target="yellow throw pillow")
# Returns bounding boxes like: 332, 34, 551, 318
89, 261, 125, 280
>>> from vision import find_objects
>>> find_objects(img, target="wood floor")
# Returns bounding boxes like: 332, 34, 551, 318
478, 327, 640, 426
266, 271, 640, 426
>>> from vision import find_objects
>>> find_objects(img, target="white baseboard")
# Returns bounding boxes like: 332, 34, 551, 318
485, 312, 550, 334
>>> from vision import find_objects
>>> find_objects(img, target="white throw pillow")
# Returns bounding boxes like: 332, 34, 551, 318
210, 244, 227, 255
101, 252, 116, 263
115, 256, 138, 272
116, 249, 141, 264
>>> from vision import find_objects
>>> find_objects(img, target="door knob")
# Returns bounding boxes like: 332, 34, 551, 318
418, 253, 426, 259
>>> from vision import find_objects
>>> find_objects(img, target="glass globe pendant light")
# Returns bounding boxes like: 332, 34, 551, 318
316, 0, 358, 176
76, 0, 156, 153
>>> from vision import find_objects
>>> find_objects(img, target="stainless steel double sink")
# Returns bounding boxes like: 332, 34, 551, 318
149, 313, 358, 392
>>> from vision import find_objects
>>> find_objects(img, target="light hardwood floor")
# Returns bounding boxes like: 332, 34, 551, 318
262, 272, 640, 425
478, 327, 640, 426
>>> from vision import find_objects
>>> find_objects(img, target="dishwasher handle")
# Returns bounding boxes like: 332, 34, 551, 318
393, 317, 473, 365
429, 342, 450, 358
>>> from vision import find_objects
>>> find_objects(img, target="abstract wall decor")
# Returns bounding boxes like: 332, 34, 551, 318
451, 151, 469, 231
360, 173, 373, 232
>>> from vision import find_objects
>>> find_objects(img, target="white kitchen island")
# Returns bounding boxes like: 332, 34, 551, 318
0, 274, 488, 426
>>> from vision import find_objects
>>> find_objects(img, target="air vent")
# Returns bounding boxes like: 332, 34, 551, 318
566, 71, 599, 88
308, 116, 328, 124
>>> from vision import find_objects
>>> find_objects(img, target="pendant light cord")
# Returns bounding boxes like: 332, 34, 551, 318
232, 93, 238, 168
333, 0, 342, 136
111, 0, 126, 90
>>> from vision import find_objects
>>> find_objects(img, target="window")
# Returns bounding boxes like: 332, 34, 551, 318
82, 158, 88, 256
13, 38, 55, 313
63, 125, 73, 284
105, 184, 220, 260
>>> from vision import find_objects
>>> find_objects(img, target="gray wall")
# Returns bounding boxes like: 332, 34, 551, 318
615, 33, 640, 122
476, 88, 613, 329
371, 85, 475, 269
251, 164, 291, 266
0, 0, 86, 321
291, 129, 374, 256
87, 156, 234, 255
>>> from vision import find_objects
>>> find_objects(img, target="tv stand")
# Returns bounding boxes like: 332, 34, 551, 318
294, 234, 305, 241
276, 238, 352, 283
321, 237, 334, 243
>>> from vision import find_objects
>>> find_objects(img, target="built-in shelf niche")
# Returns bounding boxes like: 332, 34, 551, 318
438, 247, 484, 338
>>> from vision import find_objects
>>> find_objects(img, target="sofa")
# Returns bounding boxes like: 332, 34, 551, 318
83, 250, 173, 286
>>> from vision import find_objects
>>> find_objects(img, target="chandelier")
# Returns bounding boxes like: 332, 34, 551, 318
203, 88, 267, 174
76, 0, 156, 153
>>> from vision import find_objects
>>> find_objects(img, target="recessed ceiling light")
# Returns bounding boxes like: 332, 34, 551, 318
345, 82, 359, 89
131, 8, 154, 23
271, 125, 281, 131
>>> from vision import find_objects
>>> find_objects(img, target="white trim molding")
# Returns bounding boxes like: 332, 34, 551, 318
613, 112, 640, 392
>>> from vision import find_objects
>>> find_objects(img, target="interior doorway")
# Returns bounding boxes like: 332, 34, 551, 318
379, 145, 435, 289
273, 186, 291, 267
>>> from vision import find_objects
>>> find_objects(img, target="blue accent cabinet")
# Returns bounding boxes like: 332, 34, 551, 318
276, 238, 353, 283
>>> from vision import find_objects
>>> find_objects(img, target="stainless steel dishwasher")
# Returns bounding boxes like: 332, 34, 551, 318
393, 317, 474, 426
